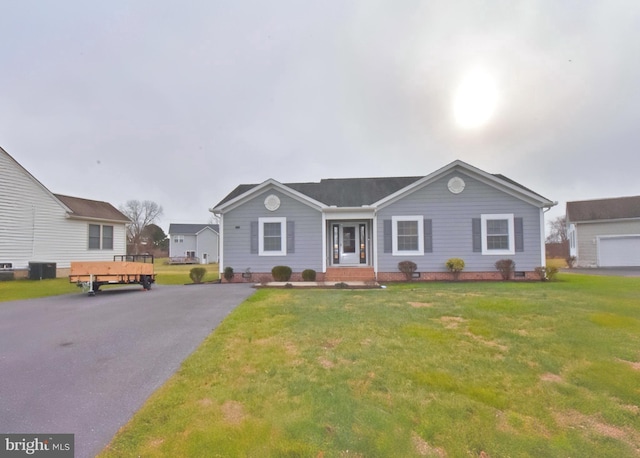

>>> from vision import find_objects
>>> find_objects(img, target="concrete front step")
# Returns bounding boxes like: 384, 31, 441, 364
325, 267, 376, 282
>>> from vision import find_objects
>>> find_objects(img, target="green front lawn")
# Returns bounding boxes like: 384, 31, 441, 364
101, 274, 640, 457
153, 258, 219, 285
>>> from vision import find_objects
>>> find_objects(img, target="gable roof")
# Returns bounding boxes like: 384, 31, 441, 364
55, 194, 130, 223
215, 177, 423, 208
213, 160, 555, 211
2, 146, 128, 222
169, 223, 219, 235
567, 195, 640, 222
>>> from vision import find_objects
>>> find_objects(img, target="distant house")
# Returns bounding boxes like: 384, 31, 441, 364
211, 160, 556, 282
0, 146, 129, 278
567, 196, 640, 267
168, 224, 219, 264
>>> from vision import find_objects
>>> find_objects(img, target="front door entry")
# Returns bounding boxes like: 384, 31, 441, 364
331, 222, 368, 265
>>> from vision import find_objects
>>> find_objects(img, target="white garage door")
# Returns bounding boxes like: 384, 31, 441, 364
599, 236, 640, 267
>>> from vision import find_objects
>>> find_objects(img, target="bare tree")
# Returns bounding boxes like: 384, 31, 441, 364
546, 215, 568, 244
119, 200, 163, 254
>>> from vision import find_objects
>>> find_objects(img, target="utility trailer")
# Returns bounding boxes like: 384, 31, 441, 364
69, 255, 156, 296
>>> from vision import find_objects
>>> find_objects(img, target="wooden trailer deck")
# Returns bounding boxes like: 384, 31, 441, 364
69, 255, 156, 296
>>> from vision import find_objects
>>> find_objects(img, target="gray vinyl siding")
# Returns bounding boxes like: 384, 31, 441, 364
222, 189, 323, 272
196, 229, 219, 263
169, 230, 219, 262
376, 171, 544, 273
0, 151, 126, 272
574, 220, 640, 267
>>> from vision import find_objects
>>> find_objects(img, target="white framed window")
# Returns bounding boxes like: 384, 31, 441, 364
259, 217, 287, 256
392, 216, 424, 256
173, 235, 184, 243
481, 214, 515, 255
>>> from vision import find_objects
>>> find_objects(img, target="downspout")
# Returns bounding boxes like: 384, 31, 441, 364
372, 208, 378, 280
209, 210, 223, 277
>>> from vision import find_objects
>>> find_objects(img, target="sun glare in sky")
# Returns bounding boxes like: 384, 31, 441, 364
453, 69, 499, 129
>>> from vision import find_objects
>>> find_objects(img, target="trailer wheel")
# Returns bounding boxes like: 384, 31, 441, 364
142, 276, 152, 290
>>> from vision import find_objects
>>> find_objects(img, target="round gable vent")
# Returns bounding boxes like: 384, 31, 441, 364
264, 194, 281, 211
447, 177, 466, 194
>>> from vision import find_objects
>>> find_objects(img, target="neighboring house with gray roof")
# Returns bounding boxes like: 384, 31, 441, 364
168, 223, 219, 264
0, 146, 129, 278
211, 160, 556, 282
567, 195, 640, 267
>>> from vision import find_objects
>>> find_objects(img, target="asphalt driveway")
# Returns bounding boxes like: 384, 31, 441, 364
563, 267, 640, 277
0, 283, 254, 458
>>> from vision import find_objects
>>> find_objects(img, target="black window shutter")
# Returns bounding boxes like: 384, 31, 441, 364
424, 219, 433, 253
287, 221, 295, 253
472, 218, 482, 252
250, 221, 258, 254
383, 220, 392, 253
515, 217, 524, 252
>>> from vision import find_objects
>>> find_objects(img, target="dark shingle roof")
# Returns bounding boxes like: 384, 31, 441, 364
54, 194, 130, 222
567, 196, 640, 222
287, 176, 425, 206
213, 161, 553, 210
215, 176, 425, 208
168, 223, 219, 235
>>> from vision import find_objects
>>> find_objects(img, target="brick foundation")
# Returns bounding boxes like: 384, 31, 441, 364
376, 271, 539, 281
222, 270, 540, 283
222, 272, 327, 283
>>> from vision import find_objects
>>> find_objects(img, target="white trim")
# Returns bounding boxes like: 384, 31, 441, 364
322, 213, 327, 273
214, 179, 326, 213
481, 214, 515, 255
218, 215, 224, 275
539, 208, 546, 267
375, 160, 556, 210
258, 217, 287, 256
568, 223, 576, 257
372, 214, 379, 275
323, 207, 376, 220
391, 216, 424, 256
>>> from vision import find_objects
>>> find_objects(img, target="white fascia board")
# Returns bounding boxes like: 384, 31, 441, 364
571, 217, 640, 225
195, 226, 217, 236
374, 160, 556, 209
323, 207, 375, 220
213, 179, 326, 213
66, 214, 129, 224
373, 160, 464, 209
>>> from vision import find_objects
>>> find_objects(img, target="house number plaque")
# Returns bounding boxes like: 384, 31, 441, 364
264, 194, 281, 211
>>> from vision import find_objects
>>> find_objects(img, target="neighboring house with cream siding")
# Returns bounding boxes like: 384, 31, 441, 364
0, 146, 129, 278
567, 196, 640, 267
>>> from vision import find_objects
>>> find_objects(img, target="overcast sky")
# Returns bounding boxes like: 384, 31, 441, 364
2, 1, 639, 233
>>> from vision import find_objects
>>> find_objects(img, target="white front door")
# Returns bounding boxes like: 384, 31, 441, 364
340, 225, 358, 265
331, 222, 368, 266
